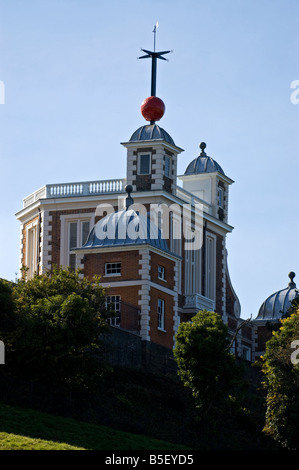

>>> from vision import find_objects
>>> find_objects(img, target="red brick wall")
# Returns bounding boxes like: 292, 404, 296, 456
104, 285, 140, 332
149, 287, 174, 349
150, 251, 175, 290
83, 250, 141, 281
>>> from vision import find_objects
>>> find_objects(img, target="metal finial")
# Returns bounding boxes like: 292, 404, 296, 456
153, 21, 158, 52
199, 142, 206, 156
138, 26, 172, 97
288, 271, 296, 288
125, 185, 134, 210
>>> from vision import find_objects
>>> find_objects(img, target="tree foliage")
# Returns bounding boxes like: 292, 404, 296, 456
0, 266, 108, 384
261, 309, 299, 450
0, 278, 15, 329
173, 310, 239, 415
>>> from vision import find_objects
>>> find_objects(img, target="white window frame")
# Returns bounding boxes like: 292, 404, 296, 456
25, 220, 38, 279
184, 223, 202, 296
158, 298, 165, 331
242, 345, 251, 361
170, 213, 182, 294
205, 233, 216, 301
218, 186, 224, 209
138, 152, 151, 175
105, 262, 121, 277
106, 295, 121, 327
165, 155, 171, 178
158, 265, 165, 280
60, 214, 94, 268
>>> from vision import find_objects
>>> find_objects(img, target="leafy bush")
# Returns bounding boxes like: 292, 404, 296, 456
0, 266, 108, 385
261, 310, 299, 450
173, 310, 239, 414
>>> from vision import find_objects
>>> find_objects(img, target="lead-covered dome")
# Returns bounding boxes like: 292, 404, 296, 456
184, 142, 225, 176
129, 124, 175, 146
79, 208, 172, 253
255, 272, 299, 322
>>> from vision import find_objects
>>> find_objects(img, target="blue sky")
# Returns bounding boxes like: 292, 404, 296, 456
0, 0, 299, 319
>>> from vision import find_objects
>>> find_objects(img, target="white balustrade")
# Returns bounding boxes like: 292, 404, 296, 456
184, 293, 215, 312
23, 179, 126, 208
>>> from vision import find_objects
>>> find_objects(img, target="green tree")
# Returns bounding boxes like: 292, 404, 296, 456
0, 278, 16, 352
1, 266, 108, 385
173, 310, 239, 416
261, 310, 299, 450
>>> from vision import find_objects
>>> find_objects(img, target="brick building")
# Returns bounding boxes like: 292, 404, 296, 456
15, 44, 255, 361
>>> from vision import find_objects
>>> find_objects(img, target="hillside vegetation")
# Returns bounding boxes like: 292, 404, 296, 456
0, 403, 190, 450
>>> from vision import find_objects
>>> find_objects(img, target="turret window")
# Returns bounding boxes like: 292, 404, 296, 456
218, 187, 224, 209
165, 155, 171, 177
138, 153, 151, 175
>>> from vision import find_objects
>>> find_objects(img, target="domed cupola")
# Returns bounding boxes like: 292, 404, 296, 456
184, 142, 225, 176
78, 186, 172, 254
254, 272, 299, 323
179, 142, 234, 222
129, 124, 175, 146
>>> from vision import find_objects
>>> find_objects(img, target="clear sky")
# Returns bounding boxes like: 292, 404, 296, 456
0, 0, 299, 320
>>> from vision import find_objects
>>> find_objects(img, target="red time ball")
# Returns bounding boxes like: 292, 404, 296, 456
141, 96, 165, 122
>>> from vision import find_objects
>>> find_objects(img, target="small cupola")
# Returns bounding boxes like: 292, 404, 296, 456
179, 142, 234, 222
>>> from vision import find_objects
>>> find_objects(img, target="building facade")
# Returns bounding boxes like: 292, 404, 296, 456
16, 45, 255, 360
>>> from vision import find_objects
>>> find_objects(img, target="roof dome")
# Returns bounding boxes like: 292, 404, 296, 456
184, 142, 225, 176
80, 208, 171, 253
129, 124, 175, 146
255, 272, 299, 322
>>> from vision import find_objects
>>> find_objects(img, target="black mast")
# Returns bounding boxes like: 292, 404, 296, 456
138, 24, 171, 97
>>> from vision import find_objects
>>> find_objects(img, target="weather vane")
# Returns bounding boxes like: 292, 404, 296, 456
138, 22, 172, 97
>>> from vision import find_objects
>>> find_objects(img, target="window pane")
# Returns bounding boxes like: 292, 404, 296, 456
105, 262, 121, 275
106, 295, 121, 327
206, 236, 215, 300
218, 188, 224, 208
158, 299, 165, 329
139, 154, 150, 174
28, 227, 37, 278
82, 221, 90, 246
165, 156, 170, 177
158, 266, 165, 279
69, 222, 77, 250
